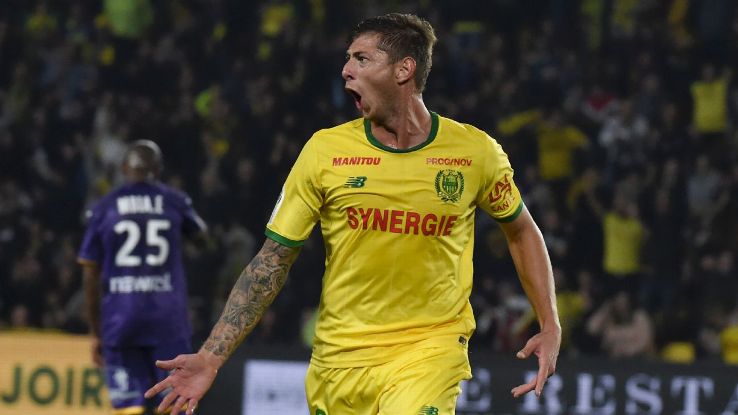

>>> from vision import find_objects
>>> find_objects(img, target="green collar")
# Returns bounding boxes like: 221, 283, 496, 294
364, 111, 439, 153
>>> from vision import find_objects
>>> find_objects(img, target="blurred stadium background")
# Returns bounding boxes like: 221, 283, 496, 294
1, 0, 737, 414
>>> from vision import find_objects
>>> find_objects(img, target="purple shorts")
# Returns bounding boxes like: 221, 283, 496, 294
102, 340, 191, 413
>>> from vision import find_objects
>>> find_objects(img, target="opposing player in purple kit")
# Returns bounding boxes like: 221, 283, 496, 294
77, 140, 207, 415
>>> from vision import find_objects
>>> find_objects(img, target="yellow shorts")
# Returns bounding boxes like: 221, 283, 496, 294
305, 338, 471, 415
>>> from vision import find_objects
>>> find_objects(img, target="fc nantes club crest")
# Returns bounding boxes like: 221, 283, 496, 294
435, 169, 464, 203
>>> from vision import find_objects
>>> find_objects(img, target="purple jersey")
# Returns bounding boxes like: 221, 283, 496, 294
78, 181, 206, 346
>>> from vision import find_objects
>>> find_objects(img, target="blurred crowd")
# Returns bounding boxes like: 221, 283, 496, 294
1, 0, 737, 364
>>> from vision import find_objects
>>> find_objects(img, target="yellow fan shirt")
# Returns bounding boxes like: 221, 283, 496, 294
266, 112, 523, 367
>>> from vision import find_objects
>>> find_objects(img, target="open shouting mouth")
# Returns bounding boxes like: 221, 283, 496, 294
346, 87, 363, 111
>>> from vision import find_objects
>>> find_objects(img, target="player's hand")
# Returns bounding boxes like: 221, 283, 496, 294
91, 337, 104, 368
144, 351, 221, 415
510, 326, 561, 398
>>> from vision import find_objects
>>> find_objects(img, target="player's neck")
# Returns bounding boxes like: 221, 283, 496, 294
126, 174, 157, 184
369, 95, 431, 150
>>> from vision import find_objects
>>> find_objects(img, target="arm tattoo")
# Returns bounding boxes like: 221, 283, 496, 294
202, 239, 301, 359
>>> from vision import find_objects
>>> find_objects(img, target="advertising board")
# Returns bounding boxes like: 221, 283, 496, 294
235, 353, 738, 415
0, 331, 110, 415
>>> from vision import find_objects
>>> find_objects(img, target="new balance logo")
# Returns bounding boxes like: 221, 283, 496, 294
419, 406, 439, 415
344, 176, 367, 188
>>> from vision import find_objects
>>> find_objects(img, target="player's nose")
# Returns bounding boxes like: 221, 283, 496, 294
342, 61, 354, 81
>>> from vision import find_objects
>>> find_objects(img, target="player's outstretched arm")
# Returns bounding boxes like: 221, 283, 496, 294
145, 238, 301, 415
201, 238, 301, 358
498, 206, 561, 399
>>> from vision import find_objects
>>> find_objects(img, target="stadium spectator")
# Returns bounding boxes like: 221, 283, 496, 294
689, 63, 731, 162
586, 290, 655, 359
566, 166, 605, 277
687, 154, 723, 228
598, 99, 650, 182
640, 188, 684, 313
601, 187, 646, 299
498, 108, 590, 213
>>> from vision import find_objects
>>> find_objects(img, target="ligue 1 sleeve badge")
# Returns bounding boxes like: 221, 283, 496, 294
435, 169, 464, 203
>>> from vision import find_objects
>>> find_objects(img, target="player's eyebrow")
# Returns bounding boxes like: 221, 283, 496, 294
346, 50, 368, 60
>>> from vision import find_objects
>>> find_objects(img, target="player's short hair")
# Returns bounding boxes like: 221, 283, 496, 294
123, 139, 163, 180
349, 13, 437, 93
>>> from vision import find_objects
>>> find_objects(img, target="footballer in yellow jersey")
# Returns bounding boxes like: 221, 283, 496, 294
266, 112, 523, 368
149, 13, 560, 415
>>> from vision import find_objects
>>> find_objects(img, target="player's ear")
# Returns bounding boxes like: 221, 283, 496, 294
395, 56, 416, 86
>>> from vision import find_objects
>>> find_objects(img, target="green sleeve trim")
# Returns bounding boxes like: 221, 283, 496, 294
495, 201, 524, 223
265, 228, 305, 247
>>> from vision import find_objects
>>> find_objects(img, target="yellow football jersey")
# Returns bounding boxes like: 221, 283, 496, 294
266, 112, 523, 367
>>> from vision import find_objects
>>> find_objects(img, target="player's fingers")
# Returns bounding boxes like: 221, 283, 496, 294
144, 377, 170, 398
186, 398, 199, 415
155, 358, 177, 370
156, 388, 178, 413
170, 395, 188, 415
516, 336, 539, 359
534, 356, 551, 397
511, 379, 536, 398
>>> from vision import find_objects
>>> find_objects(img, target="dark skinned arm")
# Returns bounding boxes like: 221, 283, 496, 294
81, 262, 104, 367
